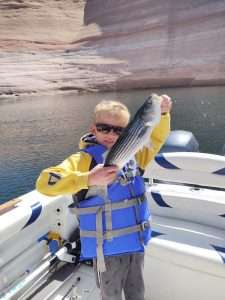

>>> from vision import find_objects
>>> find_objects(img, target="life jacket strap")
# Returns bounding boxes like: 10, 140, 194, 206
80, 219, 151, 272
71, 194, 146, 215
80, 219, 151, 239
95, 207, 106, 273
103, 189, 113, 241
72, 193, 147, 273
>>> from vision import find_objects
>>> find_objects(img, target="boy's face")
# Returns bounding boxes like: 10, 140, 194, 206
91, 113, 128, 149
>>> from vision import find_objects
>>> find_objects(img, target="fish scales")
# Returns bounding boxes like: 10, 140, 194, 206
110, 123, 147, 165
104, 94, 161, 168
121, 118, 143, 147
104, 95, 160, 168
113, 121, 141, 162
108, 129, 131, 161
112, 113, 151, 164
109, 119, 141, 164
117, 121, 144, 162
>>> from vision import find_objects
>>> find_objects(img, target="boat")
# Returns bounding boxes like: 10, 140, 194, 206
0, 130, 225, 300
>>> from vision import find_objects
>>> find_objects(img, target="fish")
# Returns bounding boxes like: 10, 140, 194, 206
104, 93, 161, 169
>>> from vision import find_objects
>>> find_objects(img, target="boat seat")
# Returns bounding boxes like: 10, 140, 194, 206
147, 183, 225, 231
149, 215, 225, 276
145, 152, 225, 230
144, 215, 225, 300
143, 152, 225, 299
144, 152, 225, 189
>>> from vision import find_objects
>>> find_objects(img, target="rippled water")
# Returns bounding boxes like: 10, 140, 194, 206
0, 86, 225, 203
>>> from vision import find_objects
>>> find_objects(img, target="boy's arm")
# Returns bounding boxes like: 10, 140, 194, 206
36, 152, 92, 196
135, 113, 170, 170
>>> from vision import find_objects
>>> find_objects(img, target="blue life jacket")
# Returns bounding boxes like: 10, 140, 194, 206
76, 144, 151, 271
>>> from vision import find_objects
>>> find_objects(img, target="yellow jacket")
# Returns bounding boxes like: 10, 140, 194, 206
36, 114, 170, 196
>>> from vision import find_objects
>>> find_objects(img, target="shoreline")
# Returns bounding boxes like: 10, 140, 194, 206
1, 82, 225, 101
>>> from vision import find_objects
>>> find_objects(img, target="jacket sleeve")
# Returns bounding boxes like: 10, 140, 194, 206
135, 113, 171, 170
36, 151, 92, 196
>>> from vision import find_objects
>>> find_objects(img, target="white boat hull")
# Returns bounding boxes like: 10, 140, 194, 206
0, 152, 225, 299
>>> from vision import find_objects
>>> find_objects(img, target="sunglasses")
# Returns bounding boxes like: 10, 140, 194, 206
95, 123, 124, 135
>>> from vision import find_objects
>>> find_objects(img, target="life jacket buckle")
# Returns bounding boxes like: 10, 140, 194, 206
137, 194, 146, 205
105, 231, 114, 241
141, 220, 150, 231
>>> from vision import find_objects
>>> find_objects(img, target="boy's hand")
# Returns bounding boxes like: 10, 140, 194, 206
160, 94, 172, 114
88, 164, 118, 186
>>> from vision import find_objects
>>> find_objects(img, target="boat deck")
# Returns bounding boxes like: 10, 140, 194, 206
31, 263, 100, 300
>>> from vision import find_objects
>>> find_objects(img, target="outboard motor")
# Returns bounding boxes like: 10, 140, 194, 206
160, 130, 199, 153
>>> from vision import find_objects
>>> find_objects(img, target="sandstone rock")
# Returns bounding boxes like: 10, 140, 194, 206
0, 0, 225, 97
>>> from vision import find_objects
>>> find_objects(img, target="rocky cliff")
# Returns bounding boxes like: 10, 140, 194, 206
0, 0, 225, 97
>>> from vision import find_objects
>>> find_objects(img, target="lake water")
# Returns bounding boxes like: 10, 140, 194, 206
0, 86, 225, 203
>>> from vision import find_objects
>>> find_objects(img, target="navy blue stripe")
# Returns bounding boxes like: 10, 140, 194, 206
155, 154, 180, 169
23, 202, 42, 229
213, 168, 225, 175
151, 192, 172, 208
211, 245, 225, 263
219, 214, 225, 218
151, 230, 164, 238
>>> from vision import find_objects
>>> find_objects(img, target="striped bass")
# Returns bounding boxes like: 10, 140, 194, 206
104, 94, 161, 169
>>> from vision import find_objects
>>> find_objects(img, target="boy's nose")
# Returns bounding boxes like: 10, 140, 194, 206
109, 129, 117, 135
108, 130, 120, 137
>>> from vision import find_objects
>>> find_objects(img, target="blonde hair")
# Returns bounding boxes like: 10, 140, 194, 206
94, 100, 130, 125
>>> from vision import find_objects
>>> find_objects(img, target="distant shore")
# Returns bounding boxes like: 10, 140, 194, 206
1, 0, 225, 98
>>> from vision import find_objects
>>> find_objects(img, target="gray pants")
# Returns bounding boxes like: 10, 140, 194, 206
93, 253, 145, 300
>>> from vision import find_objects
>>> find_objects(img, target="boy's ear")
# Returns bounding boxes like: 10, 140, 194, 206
90, 124, 96, 134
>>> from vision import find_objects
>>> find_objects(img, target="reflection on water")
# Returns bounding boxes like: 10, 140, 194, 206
0, 86, 225, 203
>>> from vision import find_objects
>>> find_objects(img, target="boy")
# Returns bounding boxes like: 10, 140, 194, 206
36, 95, 172, 300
